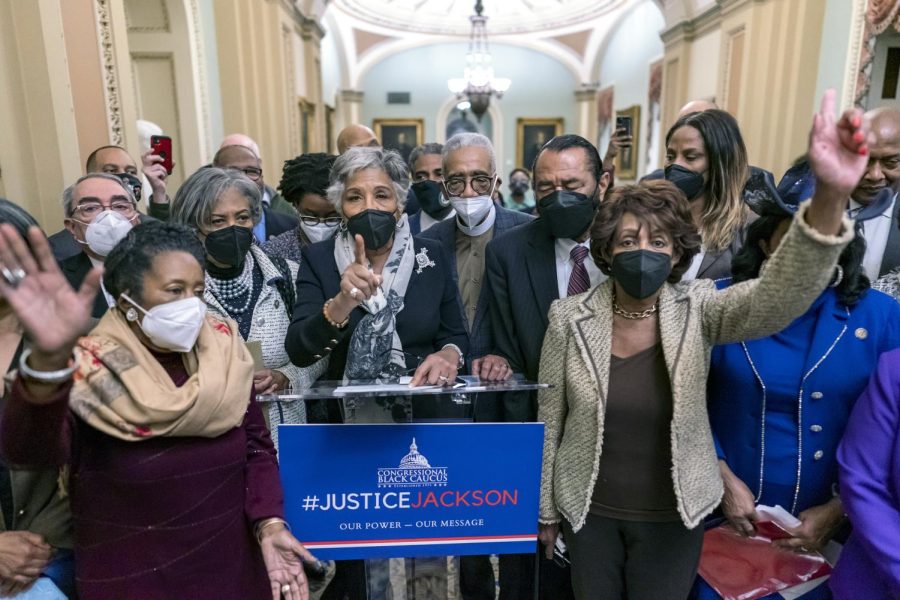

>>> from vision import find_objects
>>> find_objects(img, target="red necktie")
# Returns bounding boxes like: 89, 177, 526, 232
567, 245, 590, 296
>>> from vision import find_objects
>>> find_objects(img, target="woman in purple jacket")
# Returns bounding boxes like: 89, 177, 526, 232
830, 349, 900, 599
0, 221, 317, 599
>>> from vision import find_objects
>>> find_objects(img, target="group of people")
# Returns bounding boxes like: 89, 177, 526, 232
0, 87, 896, 600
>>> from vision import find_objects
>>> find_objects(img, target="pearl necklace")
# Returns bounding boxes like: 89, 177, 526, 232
207, 255, 255, 314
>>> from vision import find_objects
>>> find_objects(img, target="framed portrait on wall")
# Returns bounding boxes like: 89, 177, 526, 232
516, 118, 563, 170
373, 119, 424, 163
615, 105, 641, 180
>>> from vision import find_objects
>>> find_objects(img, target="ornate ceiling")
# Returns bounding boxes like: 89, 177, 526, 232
332, 0, 626, 35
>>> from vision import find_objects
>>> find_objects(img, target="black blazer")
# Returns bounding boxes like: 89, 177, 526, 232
418, 207, 533, 362
264, 207, 299, 241
286, 235, 468, 384
484, 219, 560, 422
60, 252, 109, 320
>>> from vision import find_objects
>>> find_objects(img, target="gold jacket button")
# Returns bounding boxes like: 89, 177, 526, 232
810, 424, 823, 432
313, 354, 322, 359
855, 327, 868, 340
330, 339, 339, 345
813, 450, 824, 460
810, 391, 823, 400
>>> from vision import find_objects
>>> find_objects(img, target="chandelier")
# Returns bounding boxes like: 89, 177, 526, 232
447, 1, 511, 121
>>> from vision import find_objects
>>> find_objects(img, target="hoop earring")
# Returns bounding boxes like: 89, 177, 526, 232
125, 308, 139, 322
830, 264, 844, 288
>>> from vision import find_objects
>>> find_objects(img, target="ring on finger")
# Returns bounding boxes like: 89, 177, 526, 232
438, 375, 449, 383
281, 583, 291, 594
1, 266, 24, 288
350, 287, 360, 299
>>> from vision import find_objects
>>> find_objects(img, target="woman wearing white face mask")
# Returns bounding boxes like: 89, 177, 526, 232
171, 167, 323, 447
0, 221, 321, 599
264, 153, 340, 263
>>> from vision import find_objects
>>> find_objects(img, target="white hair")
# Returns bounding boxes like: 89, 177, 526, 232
442, 133, 496, 173
326, 147, 409, 217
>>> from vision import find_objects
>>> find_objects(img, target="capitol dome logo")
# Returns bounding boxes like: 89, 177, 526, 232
377, 438, 449, 488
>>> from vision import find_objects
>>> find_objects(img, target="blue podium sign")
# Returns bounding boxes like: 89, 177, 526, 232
278, 423, 544, 560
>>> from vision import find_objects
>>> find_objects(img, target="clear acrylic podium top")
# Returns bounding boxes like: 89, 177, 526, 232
256, 375, 549, 402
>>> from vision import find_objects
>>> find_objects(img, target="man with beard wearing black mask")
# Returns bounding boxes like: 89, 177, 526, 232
408, 143, 456, 235
483, 134, 608, 600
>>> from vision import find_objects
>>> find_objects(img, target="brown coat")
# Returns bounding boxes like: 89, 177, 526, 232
538, 202, 854, 531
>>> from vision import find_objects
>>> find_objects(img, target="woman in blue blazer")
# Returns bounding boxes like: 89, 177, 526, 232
698, 165, 900, 600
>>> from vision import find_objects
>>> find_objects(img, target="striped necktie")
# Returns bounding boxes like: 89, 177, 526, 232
567, 245, 591, 296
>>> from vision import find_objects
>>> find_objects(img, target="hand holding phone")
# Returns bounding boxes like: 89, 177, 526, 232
150, 135, 174, 175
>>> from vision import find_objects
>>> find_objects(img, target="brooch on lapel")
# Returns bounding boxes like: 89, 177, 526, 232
415, 247, 436, 274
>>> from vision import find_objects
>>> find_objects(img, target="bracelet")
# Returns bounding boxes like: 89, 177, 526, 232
255, 517, 291, 544
323, 298, 349, 329
441, 344, 465, 369
18, 348, 78, 384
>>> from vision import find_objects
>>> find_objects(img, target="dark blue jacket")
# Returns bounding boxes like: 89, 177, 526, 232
285, 235, 468, 381
418, 207, 533, 364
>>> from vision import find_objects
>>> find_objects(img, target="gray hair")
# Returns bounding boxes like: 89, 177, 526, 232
170, 167, 262, 231
408, 143, 443, 172
327, 147, 409, 217
442, 133, 496, 174
61, 173, 136, 217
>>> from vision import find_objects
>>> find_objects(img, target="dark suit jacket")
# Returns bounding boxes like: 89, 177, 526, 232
60, 252, 109, 319
264, 207, 299, 241
875, 191, 900, 277
419, 207, 533, 362
409, 212, 423, 236
285, 235, 468, 419
484, 219, 559, 421
695, 232, 746, 282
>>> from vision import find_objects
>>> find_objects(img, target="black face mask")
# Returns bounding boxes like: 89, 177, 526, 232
204, 225, 253, 268
347, 209, 397, 251
538, 190, 597, 240
665, 164, 706, 200
114, 172, 143, 201
510, 180, 529, 195
610, 250, 672, 300
411, 180, 453, 219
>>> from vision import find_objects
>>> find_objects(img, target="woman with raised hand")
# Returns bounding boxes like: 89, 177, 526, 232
0, 221, 317, 599
698, 163, 900, 600
536, 90, 868, 600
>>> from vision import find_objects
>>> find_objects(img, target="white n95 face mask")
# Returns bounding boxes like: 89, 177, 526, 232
300, 220, 340, 244
449, 195, 493, 227
84, 211, 135, 257
121, 294, 207, 353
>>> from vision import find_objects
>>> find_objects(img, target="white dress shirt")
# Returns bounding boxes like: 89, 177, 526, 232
850, 193, 896, 280
680, 249, 706, 282
89, 255, 116, 307
419, 208, 457, 233
554, 238, 606, 298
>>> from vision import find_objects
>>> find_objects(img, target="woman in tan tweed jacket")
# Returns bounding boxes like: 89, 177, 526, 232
536, 91, 868, 600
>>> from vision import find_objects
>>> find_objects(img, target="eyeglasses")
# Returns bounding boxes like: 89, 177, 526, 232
300, 215, 342, 227
236, 167, 263, 181
73, 200, 136, 219
443, 175, 496, 197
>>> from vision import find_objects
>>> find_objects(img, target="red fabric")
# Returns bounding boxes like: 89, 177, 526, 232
0, 352, 283, 599
698, 524, 831, 600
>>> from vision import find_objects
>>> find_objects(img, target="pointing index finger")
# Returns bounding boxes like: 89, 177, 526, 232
354, 234, 368, 266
